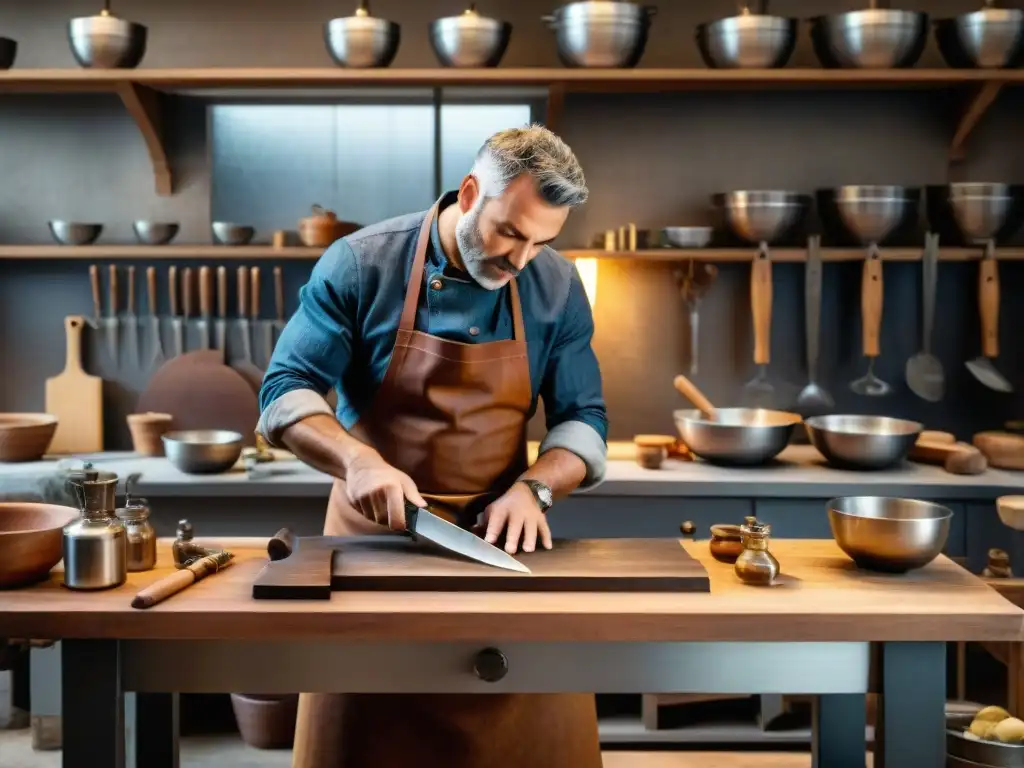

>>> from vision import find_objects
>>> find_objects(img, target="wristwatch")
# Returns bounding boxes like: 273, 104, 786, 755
519, 479, 553, 513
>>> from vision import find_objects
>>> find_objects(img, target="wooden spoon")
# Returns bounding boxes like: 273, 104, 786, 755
672, 374, 718, 420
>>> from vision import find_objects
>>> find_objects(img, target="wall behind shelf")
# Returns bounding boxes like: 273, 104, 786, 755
2, 0, 1024, 449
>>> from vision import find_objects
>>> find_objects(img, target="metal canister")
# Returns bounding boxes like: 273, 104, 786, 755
62, 471, 127, 590
734, 516, 781, 586
117, 498, 156, 572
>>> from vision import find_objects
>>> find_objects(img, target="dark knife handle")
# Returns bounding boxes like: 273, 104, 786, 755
268, 527, 295, 561
404, 500, 422, 535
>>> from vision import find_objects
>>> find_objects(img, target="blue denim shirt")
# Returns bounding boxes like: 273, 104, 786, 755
257, 192, 609, 484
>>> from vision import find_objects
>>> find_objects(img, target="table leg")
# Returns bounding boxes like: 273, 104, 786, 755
126, 692, 179, 768
812, 694, 866, 768
875, 641, 945, 768
62, 640, 125, 768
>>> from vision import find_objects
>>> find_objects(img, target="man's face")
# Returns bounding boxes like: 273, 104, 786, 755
455, 174, 570, 290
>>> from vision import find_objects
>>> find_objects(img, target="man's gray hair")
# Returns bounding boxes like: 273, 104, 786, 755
472, 124, 589, 208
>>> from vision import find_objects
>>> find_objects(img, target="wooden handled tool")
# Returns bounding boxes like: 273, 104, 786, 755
274, 266, 284, 323
89, 264, 101, 320
268, 527, 296, 561
980, 254, 999, 359
199, 266, 212, 317
672, 374, 718, 420
250, 266, 260, 322
237, 266, 249, 319
182, 267, 193, 321
168, 266, 178, 317
108, 264, 118, 318
127, 266, 136, 317
217, 266, 227, 319
131, 550, 234, 609
861, 251, 883, 358
146, 267, 157, 317
751, 254, 772, 366
909, 439, 987, 475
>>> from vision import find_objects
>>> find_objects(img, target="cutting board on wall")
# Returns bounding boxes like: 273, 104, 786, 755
252, 534, 711, 599
44, 315, 103, 454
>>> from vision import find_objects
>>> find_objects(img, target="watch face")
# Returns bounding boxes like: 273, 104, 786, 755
529, 481, 553, 509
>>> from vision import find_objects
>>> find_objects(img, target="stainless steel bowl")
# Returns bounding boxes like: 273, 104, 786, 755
811, 9, 928, 69
696, 13, 797, 69
48, 221, 103, 246
713, 190, 808, 245
543, 1, 655, 68
132, 221, 180, 245
324, 3, 400, 68
937, 7, 1024, 69
0, 37, 17, 70
660, 226, 712, 248
674, 408, 802, 466
805, 414, 923, 470
212, 222, 255, 246
162, 430, 244, 475
431, 7, 511, 67
68, 11, 147, 69
947, 182, 1015, 243
832, 184, 914, 245
828, 496, 952, 572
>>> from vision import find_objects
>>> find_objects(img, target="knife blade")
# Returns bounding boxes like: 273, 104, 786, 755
107, 264, 120, 369
146, 266, 164, 366
250, 266, 262, 366
237, 266, 252, 363
271, 265, 285, 353
198, 266, 212, 351
169, 265, 183, 358
216, 266, 227, 354
127, 265, 139, 369
405, 501, 531, 574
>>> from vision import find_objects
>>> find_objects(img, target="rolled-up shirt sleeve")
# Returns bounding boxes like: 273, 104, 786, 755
256, 240, 359, 446
538, 264, 609, 487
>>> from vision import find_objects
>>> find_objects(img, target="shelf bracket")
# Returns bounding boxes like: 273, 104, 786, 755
949, 80, 1003, 164
115, 82, 173, 196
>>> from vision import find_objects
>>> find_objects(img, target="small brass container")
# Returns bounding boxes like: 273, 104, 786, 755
735, 516, 780, 586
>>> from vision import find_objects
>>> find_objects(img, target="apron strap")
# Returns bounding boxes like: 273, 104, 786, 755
509, 278, 525, 341
399, 202, 440, 333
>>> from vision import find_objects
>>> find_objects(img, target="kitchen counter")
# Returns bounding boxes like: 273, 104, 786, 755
4, 538, 1020, 768
2, 445, 1022, 499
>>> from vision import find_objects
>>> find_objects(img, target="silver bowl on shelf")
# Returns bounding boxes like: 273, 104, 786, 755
823, 184, 918, 246
660, 226, 713, 249
947, 182, 1017, 243
162, 430, 244, 475
543, 1, 655, 68
827, 496, 952, 573
212, 222, 255, 246
324, 0, 400, 68
133, 221, 180, 245
713, 190, 809, 247
0, 38, 17, 69
673, 407, 801, 466
48, 221, 103, 246
68, 4, 147, 69
811, 5, 928, 69
696, 2, 797, 69
430, 4, 511, 68
936, 1, 1024, 69
805, 414, 922, 470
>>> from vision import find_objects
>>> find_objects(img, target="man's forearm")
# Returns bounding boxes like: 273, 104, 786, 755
519, 448, 586, 500
279, 414, 377, 481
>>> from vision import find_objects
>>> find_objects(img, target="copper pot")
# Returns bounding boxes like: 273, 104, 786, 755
298, 205, 359, 248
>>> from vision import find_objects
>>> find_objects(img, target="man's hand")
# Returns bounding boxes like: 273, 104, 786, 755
345, 449, 426, 531
480, 482, 553, 555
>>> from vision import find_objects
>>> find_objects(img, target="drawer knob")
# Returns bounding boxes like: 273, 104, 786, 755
473, 647, 508, 683
680, 520, 696, 536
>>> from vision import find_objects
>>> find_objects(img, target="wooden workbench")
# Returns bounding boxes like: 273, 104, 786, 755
1, 538, 1021, 768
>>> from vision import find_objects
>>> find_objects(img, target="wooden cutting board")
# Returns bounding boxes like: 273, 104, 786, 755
44, 315, 103, 454
252, 533, 711, 599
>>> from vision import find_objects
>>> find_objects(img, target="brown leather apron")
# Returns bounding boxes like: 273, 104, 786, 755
291, 202, 602, 768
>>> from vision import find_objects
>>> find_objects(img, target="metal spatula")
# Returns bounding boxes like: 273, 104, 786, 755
796, 235, 834, 415
850, 244, 890, 397
965, 239, 1012, 392
906, 233, 944, 402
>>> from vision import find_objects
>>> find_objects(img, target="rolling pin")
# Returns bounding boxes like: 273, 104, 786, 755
909, 439, 988, 475
131, 550, 234, 609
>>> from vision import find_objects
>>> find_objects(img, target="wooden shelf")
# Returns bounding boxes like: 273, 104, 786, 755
0, 245, 322, 260
0, 67, 1016, 198
565, 247, 1024, 263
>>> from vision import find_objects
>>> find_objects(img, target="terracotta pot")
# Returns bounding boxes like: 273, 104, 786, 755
0, 414, 58, 462
126, 412, 173, 457
230, 693, 299, 750
298, 205, 359, 247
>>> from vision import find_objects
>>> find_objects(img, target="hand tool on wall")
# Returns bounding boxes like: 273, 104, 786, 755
273, 266, 286, 351
126, 265, 140, 370
742, 249, 774, 407
237, 265, 253, 363
796, 235, 834, 414
146, 267, 164, 366
850, 247, 890, 396
198, 266, 212, 351
45, 316, 103, 454
182, 267, 194, 353
966, 239, 1012, 392
169, 265, 183, 358
250, 266, 262, 365
216, 266, 228, 353
906, 233, 944, 403
107, 264, 120, 368
89, 264, 102, 331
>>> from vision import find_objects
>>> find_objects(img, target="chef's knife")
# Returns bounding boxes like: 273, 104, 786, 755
127, 265, 139, 369
404, 501, 531, 573
216, 266, 227, 354
182, 267, 194, 353
169, 265, 183, 358
107, 264, 120, 369
250, 266, 262, 366
272, 265, 285, 352
146, 266, 164, 366
198, 266, 212, 351
237, 265, 252, 363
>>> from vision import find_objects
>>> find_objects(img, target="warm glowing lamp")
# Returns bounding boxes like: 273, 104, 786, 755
575, 257, 598, 309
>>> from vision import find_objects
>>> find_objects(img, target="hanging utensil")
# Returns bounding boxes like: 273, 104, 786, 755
272, 266, 286, 349
216, 266, 228, 353
250, 267, 262, 366
966, 239, 1013, 391
743, 244, 774, 406
237, 266, 252, 363
906, 233, 945, 402
146, 266, 163, 367
850, 245, 890, 397
105, 264, 119, 369
126, 265, 139, 370
796, 235, 834, 414
168, 265, 183, 358
182, 267, 194, 354
198, 266, 212, 351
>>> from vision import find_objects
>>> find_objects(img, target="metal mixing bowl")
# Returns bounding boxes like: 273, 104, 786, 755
212, 222, 255, 246
806, 414, 923, 470
133, 221, 180, 245
660, 226, 713, 248
713, 190, 809, 245
48, 221, 103, 246
811, 9, 928, 69
431, 7, 511, 67
162, 430, 244, 475
68, 11, 147, 69
543, 1, 655, 68
324, 4, 400, 68
0, 37, 17, 69
674, 408, 802, 466
696, 13, 797, 69
936, 6, 1024, 69
828, 496, 952, 572
947, 182, 1015, 243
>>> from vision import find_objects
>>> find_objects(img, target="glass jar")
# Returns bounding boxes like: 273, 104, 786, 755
116, 498, 157, 572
